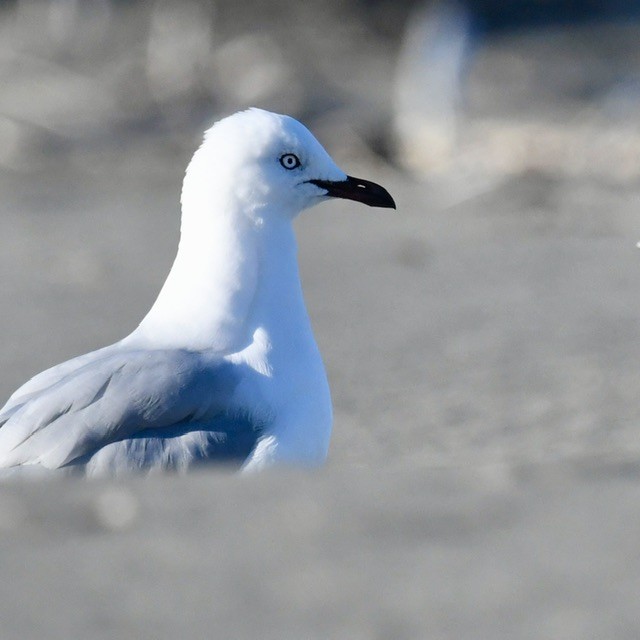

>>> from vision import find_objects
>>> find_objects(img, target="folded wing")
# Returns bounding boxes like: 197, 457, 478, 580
0, 348, 253, 472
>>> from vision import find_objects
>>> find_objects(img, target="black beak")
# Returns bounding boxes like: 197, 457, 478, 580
307, 175, 396, 209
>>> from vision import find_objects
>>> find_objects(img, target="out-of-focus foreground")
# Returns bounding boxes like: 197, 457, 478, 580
1, 1, 640, 638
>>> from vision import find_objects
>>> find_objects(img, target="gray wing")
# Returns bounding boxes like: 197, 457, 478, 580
0, 348, 261, 473
3, 344, 118, 410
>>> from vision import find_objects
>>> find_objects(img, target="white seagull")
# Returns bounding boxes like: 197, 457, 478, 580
0, 108, 395, 477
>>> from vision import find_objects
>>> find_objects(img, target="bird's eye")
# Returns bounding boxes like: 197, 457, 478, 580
279, 153, 301, 170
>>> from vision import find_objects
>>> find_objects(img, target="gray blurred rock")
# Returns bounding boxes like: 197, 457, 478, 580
1, 461, 640, 639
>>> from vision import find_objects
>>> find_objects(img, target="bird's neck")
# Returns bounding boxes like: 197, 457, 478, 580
132, 199, 310, 353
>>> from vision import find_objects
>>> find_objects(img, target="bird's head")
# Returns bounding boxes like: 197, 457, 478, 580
181, 108, 395, 224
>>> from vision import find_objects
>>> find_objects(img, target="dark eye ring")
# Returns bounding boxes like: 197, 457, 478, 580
279, 153, 301, 170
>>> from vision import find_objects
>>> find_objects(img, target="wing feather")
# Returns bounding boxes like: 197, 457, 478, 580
0, 348, 245, 470
2, 344, 116, 411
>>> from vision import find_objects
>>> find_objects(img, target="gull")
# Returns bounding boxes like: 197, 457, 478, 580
0, 108, 395, 477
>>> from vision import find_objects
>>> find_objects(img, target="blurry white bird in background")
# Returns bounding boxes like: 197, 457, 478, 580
394, 0, 471, 176
0, 108, 395, 478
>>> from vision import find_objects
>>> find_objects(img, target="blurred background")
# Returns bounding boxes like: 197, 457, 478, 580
2, 1, 640, 638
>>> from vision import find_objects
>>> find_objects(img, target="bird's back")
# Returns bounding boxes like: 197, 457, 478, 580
0, 345, 263, 477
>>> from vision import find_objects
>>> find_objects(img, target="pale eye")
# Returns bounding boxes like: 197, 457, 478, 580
279, 153, 301, 170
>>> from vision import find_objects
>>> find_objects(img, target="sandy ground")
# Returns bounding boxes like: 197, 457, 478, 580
1, 131, 640, 638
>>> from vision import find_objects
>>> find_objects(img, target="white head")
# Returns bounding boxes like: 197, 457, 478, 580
135, 109, 394, 350
181, 108, 395, 225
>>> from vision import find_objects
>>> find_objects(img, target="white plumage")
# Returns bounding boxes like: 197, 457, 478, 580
0, 108, 395, 477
